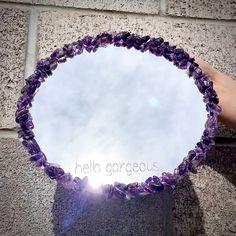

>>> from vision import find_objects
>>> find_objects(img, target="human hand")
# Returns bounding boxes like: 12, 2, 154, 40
194, 57, 236, 131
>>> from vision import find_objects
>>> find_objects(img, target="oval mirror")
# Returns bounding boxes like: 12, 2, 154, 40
16, 32, 220, 199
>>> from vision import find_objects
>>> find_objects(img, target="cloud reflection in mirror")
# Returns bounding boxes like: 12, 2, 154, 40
31, 46, 206, 188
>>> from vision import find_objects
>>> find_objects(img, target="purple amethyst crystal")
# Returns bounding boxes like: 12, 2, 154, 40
151, 37, 164, 47
15, 31, 220, 198
176, 160, 189, 176
36, 58, 52, 77
133, 36, 143, 50
22, 139, 41, 155
205, 113, 217, 128
152, 175, 160, 182
82, 36, 93, 46
187, 150, 197, 161
196, 141, 207, 151
113, 187, 127, 199
102, 184, 114, 198
188, 162, 198, 174
203, 127, 215, 137
163, 45, 176, 62
195, 152, 206, 162
19, 119, 34, 130
173, 50, 190, 69
148, 181, 164, 192
95, 32, 113, 47
177, 59, 188, 69
163, 44, 175, 54
44, 163, 65, 180
194, 76, 212, 94
74, 40, 84, 55
192, 67, 204, 80
63, 44, 75, 58
114, 32, 130, 42
200, 137, 215, 151
25, 74, 41, 86
18, 128, 34, 140
51, 48, 65, 60
161, 172, 177, 189
187, 61, 198, 77
147, 37, 164, 55
49, 58, 58, 71
15, 109, 29, 124
123, 34, 137, 49
206, 102, 222, 114
204, 87, 219, 104
141, 35, 150, 43
30, 152, 46, 167
17, 95, 32, 110
145, 176, 153, 184
21, 76, 41, 96
126, 182, 140, 196
82, 36, 94, 52
143, 183, 154, 193
113, 182, 129, 199
58, 173, 76, 190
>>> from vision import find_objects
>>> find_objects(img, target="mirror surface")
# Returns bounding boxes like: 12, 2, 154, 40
31, 45, 206, 188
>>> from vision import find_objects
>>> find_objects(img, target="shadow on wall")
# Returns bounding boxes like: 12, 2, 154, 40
52, 178, 205, 236
206, 146, 236, 187
52, 143, 236, 236
172, 146, 236, 235
172, 176, 206, 236
51, 145, 236, 236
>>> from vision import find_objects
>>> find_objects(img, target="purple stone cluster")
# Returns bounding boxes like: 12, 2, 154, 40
15, 32, 221, 199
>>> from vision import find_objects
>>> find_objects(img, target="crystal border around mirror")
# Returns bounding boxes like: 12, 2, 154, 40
15, 32, 221, 199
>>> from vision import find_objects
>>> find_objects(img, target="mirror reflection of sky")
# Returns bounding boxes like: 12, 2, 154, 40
31, 46, 206, 187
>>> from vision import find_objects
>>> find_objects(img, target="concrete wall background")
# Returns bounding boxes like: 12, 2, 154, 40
0, 1, 236, 235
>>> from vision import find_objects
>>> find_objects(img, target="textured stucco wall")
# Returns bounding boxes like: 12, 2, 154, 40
0, 1, 236, 236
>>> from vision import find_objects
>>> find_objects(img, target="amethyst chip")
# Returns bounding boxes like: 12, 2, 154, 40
44, 163, 65, 180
